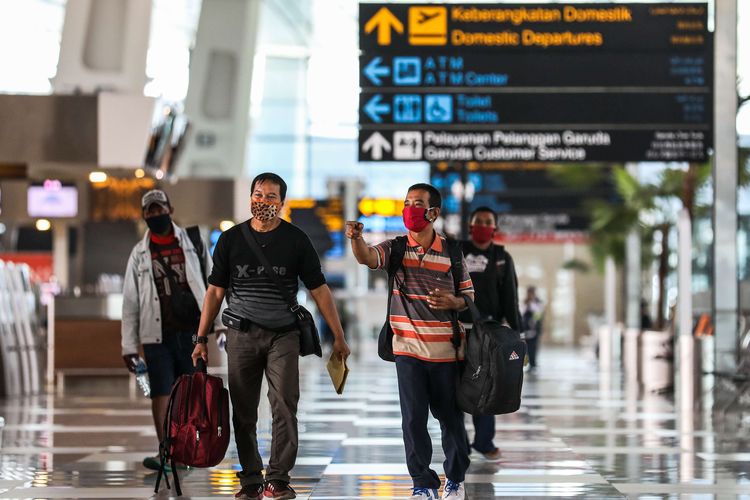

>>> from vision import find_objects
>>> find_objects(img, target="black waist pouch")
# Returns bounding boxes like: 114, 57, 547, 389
221, 310, 250, 331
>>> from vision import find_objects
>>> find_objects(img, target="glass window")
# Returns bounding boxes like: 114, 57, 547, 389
0, 0, 66, 94
144, 0, 202, 103
246, 0, 428, 198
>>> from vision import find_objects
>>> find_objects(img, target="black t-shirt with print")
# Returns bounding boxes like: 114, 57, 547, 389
208, 219, 326, 331
460, 241, 521, 330
150, 233, 200, 333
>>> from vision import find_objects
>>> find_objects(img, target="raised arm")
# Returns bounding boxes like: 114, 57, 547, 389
345, 221, 379, 269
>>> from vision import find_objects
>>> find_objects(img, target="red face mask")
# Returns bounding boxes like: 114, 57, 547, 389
470, 225, 495, 244
403, 206, 432, 232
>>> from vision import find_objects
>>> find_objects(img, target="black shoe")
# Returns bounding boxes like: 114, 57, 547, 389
235, 483, 264, 500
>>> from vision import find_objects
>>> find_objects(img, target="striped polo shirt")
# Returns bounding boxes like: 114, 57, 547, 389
374, 233, 474, 362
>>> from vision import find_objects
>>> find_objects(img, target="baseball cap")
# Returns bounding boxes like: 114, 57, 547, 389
141, 189, 170, 210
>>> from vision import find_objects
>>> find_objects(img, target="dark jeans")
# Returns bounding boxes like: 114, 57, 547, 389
142, 329, 196, 398
471, 415, 497, 454
396, 356, 470, 488
226, 325, 300, 486
526, 335, 540, 367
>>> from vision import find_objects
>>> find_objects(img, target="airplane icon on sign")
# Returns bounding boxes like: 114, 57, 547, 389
417, 11, 441, 24
408, 6, 447, 45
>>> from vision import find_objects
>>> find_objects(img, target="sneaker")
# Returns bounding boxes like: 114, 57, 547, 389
411, 487, 439, 499
142, 456, 162, 471
142, 455, 188, 471
235, 483, 264, 500
264, 480, 297, 499
442, 480, 465, 499
472, 447, 502, 462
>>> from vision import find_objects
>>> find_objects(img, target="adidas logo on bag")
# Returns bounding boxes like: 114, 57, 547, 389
509, 351, 520, 361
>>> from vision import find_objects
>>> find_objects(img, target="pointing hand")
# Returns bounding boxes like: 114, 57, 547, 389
345, 221, 364, 240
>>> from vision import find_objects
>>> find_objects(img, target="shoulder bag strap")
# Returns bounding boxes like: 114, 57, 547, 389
239, 221, 302, 318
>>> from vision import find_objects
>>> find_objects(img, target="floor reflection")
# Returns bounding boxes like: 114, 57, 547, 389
1, 346, 750, 498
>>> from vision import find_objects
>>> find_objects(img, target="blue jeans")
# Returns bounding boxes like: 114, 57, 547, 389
142, 330, 196, 398
396, 356, 470, 488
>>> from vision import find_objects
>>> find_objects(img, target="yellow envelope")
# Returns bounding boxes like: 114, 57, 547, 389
326, 352, 349, 395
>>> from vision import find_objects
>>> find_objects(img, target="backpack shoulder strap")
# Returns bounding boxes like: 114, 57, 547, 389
445, 238, 464, 353
388, 236, 408, 277
186, 225, 207, 287
385, 235, 408, 316
446, 238, 463, 295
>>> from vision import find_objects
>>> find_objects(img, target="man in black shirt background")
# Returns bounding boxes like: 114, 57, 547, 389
192, 173, 350, 500
460, 207, 522, 461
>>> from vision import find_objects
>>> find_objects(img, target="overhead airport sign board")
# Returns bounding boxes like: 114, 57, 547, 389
358, 3, 712, 163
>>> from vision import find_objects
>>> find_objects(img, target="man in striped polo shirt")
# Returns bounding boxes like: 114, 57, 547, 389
346, 183, 474, 500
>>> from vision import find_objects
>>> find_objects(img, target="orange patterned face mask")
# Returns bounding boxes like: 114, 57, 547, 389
251, 201, 281, 221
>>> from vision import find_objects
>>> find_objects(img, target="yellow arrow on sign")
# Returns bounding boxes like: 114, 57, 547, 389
364, 7, 404, 46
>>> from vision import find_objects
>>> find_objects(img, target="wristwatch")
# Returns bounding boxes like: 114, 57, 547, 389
192, 334, 208, 345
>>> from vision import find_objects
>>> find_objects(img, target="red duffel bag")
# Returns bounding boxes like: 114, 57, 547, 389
155, 358, 230, 496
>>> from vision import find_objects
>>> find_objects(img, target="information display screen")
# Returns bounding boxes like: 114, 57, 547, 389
431, 164, 618, 242
27, 181, 78, 218
358, 3, 712, 163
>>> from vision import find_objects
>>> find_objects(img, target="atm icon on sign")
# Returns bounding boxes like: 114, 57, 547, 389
393, 57, 421, 85
408, 6, 447, 46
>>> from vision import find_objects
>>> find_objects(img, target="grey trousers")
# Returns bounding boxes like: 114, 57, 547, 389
226, 325, 300, 485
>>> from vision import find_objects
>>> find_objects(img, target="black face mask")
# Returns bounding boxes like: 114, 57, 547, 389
145, 213, 172, 234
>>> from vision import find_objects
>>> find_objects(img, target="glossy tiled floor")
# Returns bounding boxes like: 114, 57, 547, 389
2, 345, 750, 499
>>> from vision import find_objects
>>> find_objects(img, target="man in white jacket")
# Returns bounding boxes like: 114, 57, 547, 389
121, 189, 221, 471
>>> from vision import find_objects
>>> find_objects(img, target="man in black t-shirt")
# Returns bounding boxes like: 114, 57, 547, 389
192, 173, 350, 500
460, 207, 521, 462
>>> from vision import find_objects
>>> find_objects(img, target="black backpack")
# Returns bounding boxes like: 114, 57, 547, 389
378, 236, 463, 362
457, 296, 526, 415
186, 225, 207, 287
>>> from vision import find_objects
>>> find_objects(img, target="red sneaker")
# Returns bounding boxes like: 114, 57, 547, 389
264, 480, 297, 499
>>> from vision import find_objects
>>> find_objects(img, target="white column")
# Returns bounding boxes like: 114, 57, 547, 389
177, 0, 261, 178
713, 0, 739, 372
625, 163, 642, 330
677, 208, 695, 481
234, 178, 252, 222
52, 222, 69, 292
600, 256, 617, 372
624, 228, 642, 382
625, 229, 642, 329
53, 0, 152, 94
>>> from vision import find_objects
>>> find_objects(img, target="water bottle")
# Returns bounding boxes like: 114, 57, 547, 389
133, 358, 151, 398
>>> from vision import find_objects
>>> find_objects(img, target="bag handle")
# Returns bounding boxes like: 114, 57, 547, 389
461, 294, 482, 323
239, 221, 303, 320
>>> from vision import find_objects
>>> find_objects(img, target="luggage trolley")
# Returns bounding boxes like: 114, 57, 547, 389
0, 262, 22, 397
9, 263, 42, 395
